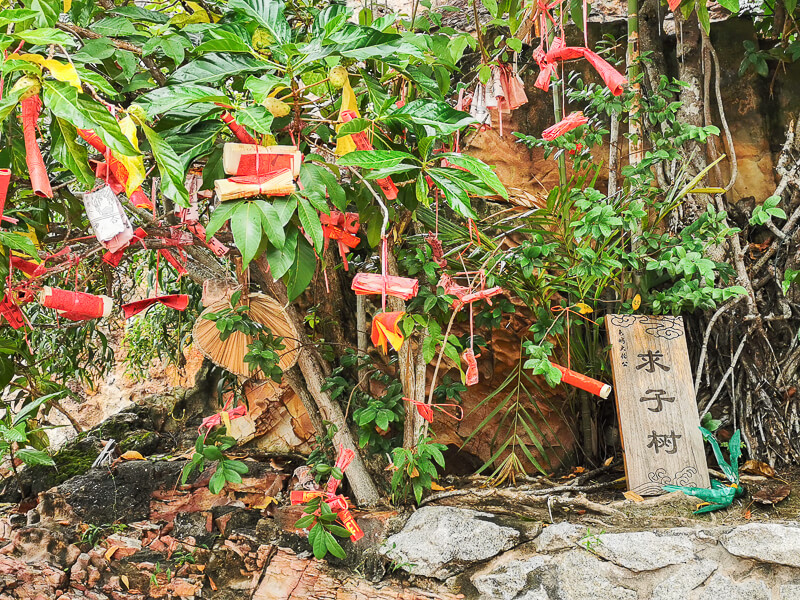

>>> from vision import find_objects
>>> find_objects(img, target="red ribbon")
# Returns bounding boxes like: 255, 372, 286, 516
438, 273, 504, 310
463, 347, 479, 386
21, 96, 52, 198
198, 396, 248, 437
77, 129, 153, 210
221, 111, 257, 145
535, 38, 627, 96
121, 294, 189, 318
404, 398, 464, 423
0, 294, 25, 329
542, 111, 588, 140
0, 169, 15, 225
321, 210, 360, 270
340, 110, 398, 200
351, 273, 419, 300
158, 248, 188, 278
426, 232, 447, 267
102, 227, 147, 267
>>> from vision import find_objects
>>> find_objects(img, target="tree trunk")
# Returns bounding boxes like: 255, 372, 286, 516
253, 257, 382, 507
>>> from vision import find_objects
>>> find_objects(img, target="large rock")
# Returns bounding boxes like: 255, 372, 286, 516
721, 523, 800, 568
380, 507, 539, 580
592, 530, 696, 572
695, 574, 770, 600
535, 522, 585, 553
471, 554, 557, 600
555, 549, 638, 600
651, 559, 718, 600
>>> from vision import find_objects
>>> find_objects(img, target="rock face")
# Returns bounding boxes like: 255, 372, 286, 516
592, 530, 696, 572
720, 523, 800, 568
379, 506, 539, 579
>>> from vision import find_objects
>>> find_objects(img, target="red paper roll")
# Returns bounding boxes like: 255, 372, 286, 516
0, 169, 11, 223
78, 129, 153, 210
20, 96, 52, 198
221, 111, 257, 145
550, 362, 612, 398
463, 348, 479, 386
351, 273, 419, 300
39, 286, 113, 321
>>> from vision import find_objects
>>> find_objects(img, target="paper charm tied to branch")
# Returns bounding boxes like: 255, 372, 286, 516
291, 445, 365, 542
82, 185, 135, 254
214, 143, 300, 200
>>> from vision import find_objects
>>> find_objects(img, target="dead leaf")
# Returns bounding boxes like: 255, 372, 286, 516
632, 294, 641, 310
430, 482, 445, 491
753, 484, 791, 505
197, 565, 205, 572
741, 460, 776, 478
120, 451, 145, 461
104, 545, 119, 561
253, 496, 278, 509
623, 491, 644, 502
121, 575, 129, 589
743, 509, 752, 520
603, 457, 614, 467
208, 575, 217, 591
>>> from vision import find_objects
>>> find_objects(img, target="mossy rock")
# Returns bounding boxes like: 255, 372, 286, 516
20, 437, 101, 496
118, 430, 160, 456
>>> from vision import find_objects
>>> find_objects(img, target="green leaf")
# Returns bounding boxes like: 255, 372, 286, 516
0, 9, 39, 26
338, 150, 414, 170
255, 200, 286, 248
309, 522, 328, 559
284, 234, 316, 301
28, 0, 60, 27
297, 196, 324, 252
335, 118, 371, 138
244, 74, 288, 103
231, 202, 266, 266
42, 81, 139, 157
0, 232, 39, 257
295, 514, 316, 529
426, 169, 477, 219
228, 0, 291, 44
165, 121, 225, 170
236, 106, 274, 135
137, 84, 225, 118
206, 200, 239, 239
209, 467, 227, 494
50, 117, 95, 188
136, 124, 187, 206
16, 448, 55, 467
15, 27, 76, 47
716, 0, 739, 12
324, 530, 347, 558
389, 99, 476, 134
92, 16, 138, 37
168, 53, 264, 85
786, 0, 797, 15
438, 153, 507, 198
195, 29, 253, 54
72, 38, 117, 62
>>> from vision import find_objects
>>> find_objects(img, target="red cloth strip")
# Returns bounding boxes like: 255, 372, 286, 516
221, 111, 257, 144
103, 227, 147, 267
78, 129, 153, 210
340, 110, 398, 200
158, 248, 188, 277
0, 294, 25, 329
463, 348, 479, 386
0, 169, 11, 224
542, 111, 588, 140
351, 273, 418, 300
121, 294, 189, 318
535, 38, 627, 96
10, 255, 40, 277
21, 96, 52, 198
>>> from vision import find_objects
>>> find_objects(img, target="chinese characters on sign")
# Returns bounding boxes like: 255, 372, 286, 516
606, 315, 710, 495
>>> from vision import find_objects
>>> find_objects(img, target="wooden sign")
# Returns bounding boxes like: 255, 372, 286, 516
606, 315, 710, 495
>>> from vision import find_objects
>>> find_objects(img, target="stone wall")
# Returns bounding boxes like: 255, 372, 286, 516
382, 507, 800, 599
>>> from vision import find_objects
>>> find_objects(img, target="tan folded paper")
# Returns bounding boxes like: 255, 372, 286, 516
222, 143, 302, 178
214, 169, 296, 201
